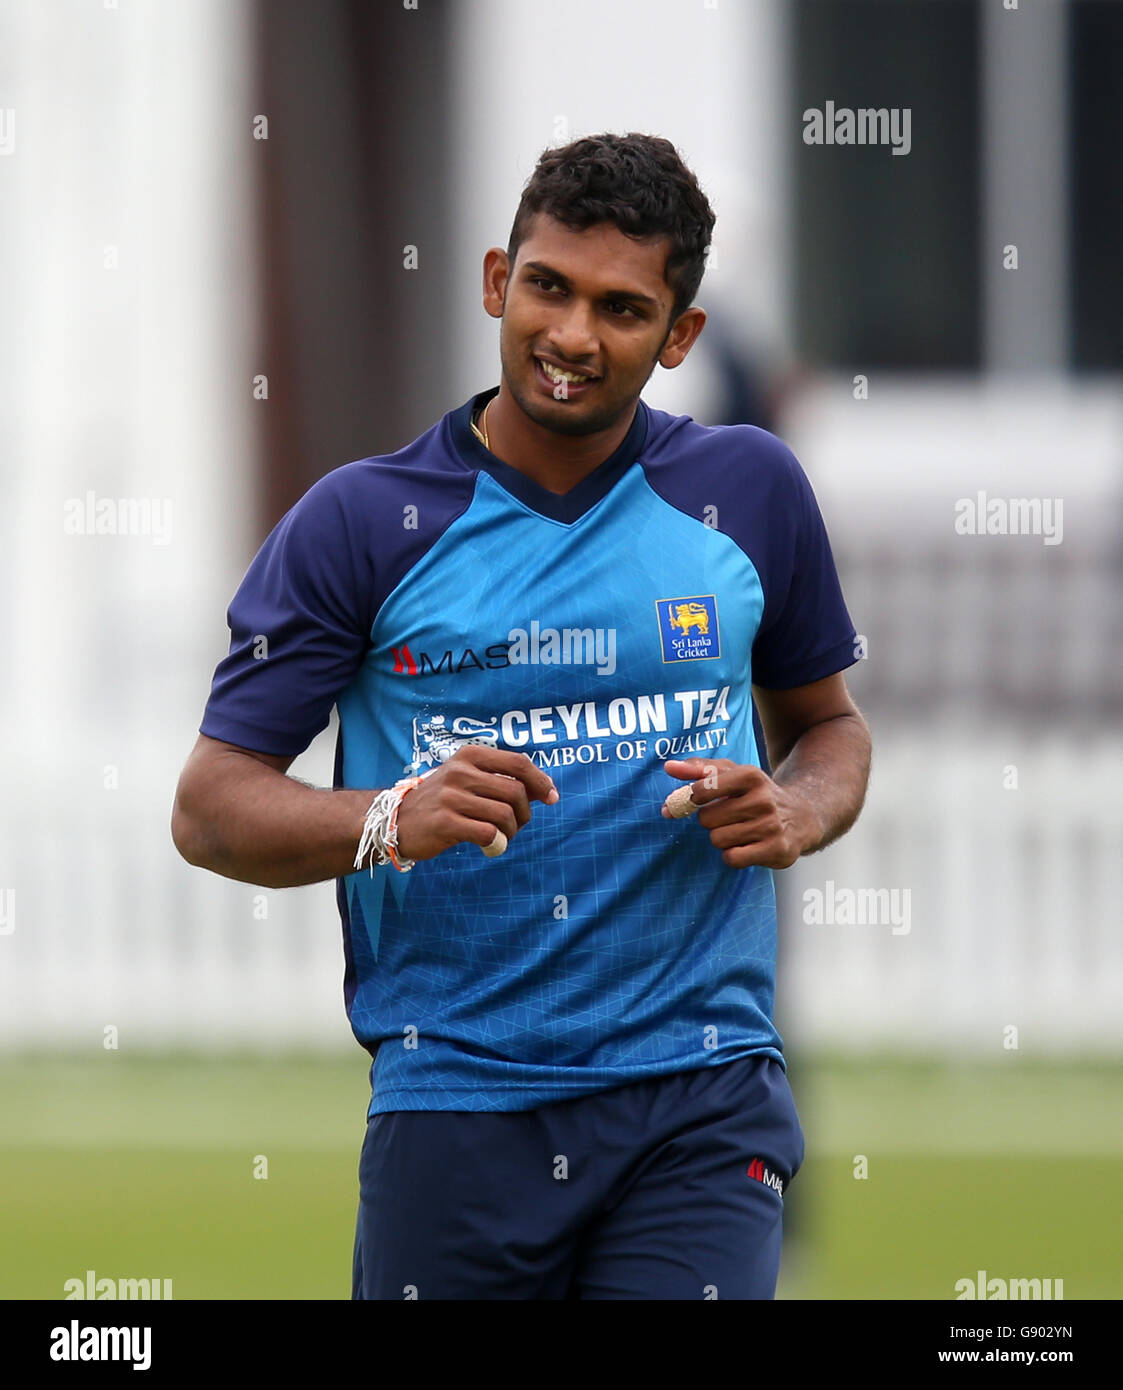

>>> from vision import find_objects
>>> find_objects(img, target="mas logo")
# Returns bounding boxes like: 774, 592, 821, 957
746, 1157, 787, 1197
656, 595, 721, 663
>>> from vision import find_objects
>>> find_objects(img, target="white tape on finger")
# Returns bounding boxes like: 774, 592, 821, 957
662, 786, 700, 819
482, 829, 508, 858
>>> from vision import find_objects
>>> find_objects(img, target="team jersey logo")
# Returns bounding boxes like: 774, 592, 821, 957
746, 1157, 787, 1196
391, 643, 511, 676
655, 595, 721, 663
408, 713, 499, 771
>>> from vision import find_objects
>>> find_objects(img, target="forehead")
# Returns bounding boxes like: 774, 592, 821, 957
512, 213, 672, 303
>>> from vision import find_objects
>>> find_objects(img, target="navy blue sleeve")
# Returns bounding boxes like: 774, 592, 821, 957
199, 468, 377, 758
641, 416, 857, 692
748, 436, 858, 690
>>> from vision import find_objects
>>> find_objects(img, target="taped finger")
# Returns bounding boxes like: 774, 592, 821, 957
662, 785, 700, 819
481, 829, 508, 858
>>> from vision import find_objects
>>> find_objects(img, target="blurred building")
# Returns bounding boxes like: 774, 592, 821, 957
2, 0, 1120, 1055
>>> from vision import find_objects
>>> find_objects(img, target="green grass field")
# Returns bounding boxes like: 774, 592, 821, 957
3, 1054, 1120, 1299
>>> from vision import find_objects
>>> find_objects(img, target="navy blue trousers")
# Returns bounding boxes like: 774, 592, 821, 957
352, 1054, 804, 1300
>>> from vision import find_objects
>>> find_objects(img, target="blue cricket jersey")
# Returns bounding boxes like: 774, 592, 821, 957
200, 388, 858, 1114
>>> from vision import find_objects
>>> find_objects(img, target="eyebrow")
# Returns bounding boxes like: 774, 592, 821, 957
521, 260, 662, 311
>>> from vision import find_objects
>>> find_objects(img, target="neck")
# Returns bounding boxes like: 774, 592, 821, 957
482, 383, 637, 495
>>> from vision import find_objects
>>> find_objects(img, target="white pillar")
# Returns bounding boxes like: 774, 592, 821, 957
0, 0, 256, 1042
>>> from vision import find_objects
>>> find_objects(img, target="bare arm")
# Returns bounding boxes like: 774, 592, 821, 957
171, 734, 380, 888
171, 734, 560, 890
663, 672, 871, 870
753, 672, 872, 855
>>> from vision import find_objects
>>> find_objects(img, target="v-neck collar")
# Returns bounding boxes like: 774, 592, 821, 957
448, 386, 650, 524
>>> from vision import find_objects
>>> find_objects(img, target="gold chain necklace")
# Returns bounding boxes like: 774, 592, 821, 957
470, 399, 493, 451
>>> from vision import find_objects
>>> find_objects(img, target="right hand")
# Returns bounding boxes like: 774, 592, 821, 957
394, 746, 559, 861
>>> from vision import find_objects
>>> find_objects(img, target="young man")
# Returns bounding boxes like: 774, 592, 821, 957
172, 132, 871, 1300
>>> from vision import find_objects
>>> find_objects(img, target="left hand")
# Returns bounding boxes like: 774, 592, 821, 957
662, 758, 822, 870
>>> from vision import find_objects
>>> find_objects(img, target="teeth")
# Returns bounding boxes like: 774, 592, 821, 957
540, 359, 593, 385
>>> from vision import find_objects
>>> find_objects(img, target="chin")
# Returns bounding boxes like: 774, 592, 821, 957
529, 407, 614, 438
513, 380, 629, 439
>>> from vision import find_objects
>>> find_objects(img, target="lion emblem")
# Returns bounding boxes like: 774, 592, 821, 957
409, 714, 500, 771
669, 602, 710, 636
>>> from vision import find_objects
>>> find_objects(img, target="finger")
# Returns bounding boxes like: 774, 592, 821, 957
452, 793, 520, 841
719, 841, 798, 871
460, 772, 533, 829
706, 815, 782, 850
662, 784, 701, 819
696, 794, 776, 830
481, 829, 508, 859
459, 746, 560, 805
662, 760, 720, 818
720, 844, 770, 870
664, 758, 763, 809
666, 785, 768, 823
661, 759, 726, 817
450, 814, 515, 854
662, 757, 730, 783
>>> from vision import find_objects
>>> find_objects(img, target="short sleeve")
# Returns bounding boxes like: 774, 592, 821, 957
750, 445, 858, 690
199, 470, 375, 757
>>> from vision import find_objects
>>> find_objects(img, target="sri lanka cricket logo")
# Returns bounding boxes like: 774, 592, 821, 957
656, 595, 721, 662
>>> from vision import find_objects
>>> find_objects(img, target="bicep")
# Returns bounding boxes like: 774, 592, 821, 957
751, 673, 859, 769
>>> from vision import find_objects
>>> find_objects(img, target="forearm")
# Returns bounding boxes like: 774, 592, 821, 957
173, 757, 378, 889
770, 711, 871, 855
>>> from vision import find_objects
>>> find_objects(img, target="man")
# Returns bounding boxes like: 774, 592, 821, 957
172, 132, 871, 1300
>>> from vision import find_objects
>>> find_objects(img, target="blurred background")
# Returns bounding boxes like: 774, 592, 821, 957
1, 0, 1120, 1299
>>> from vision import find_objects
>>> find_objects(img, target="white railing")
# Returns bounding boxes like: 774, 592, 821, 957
3, 725, 1120, 1055
780, 729, 1123, 1056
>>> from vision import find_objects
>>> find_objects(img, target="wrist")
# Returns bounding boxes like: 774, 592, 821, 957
799, 802, 827, 856
781, 783, 826, 857
354, 776, 424, 874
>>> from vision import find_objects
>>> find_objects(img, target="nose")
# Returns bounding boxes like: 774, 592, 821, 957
548, 299, 599, 363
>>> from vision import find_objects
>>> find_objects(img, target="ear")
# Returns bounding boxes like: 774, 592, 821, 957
482, 247, 510, 320
657, 307, 707, 370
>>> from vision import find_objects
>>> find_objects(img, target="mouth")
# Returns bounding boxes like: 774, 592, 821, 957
533, 355, 601, 399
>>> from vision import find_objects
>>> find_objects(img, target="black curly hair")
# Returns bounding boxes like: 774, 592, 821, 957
506, 132, 716, 331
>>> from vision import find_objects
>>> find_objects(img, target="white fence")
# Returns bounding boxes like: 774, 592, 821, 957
781, 729, 1123, 1056
0, 721, 354, 1052
2, 724, 1121, 1056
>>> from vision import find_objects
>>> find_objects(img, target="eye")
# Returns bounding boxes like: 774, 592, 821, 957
607, 301, 639, 318
530, 276, 561, 294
